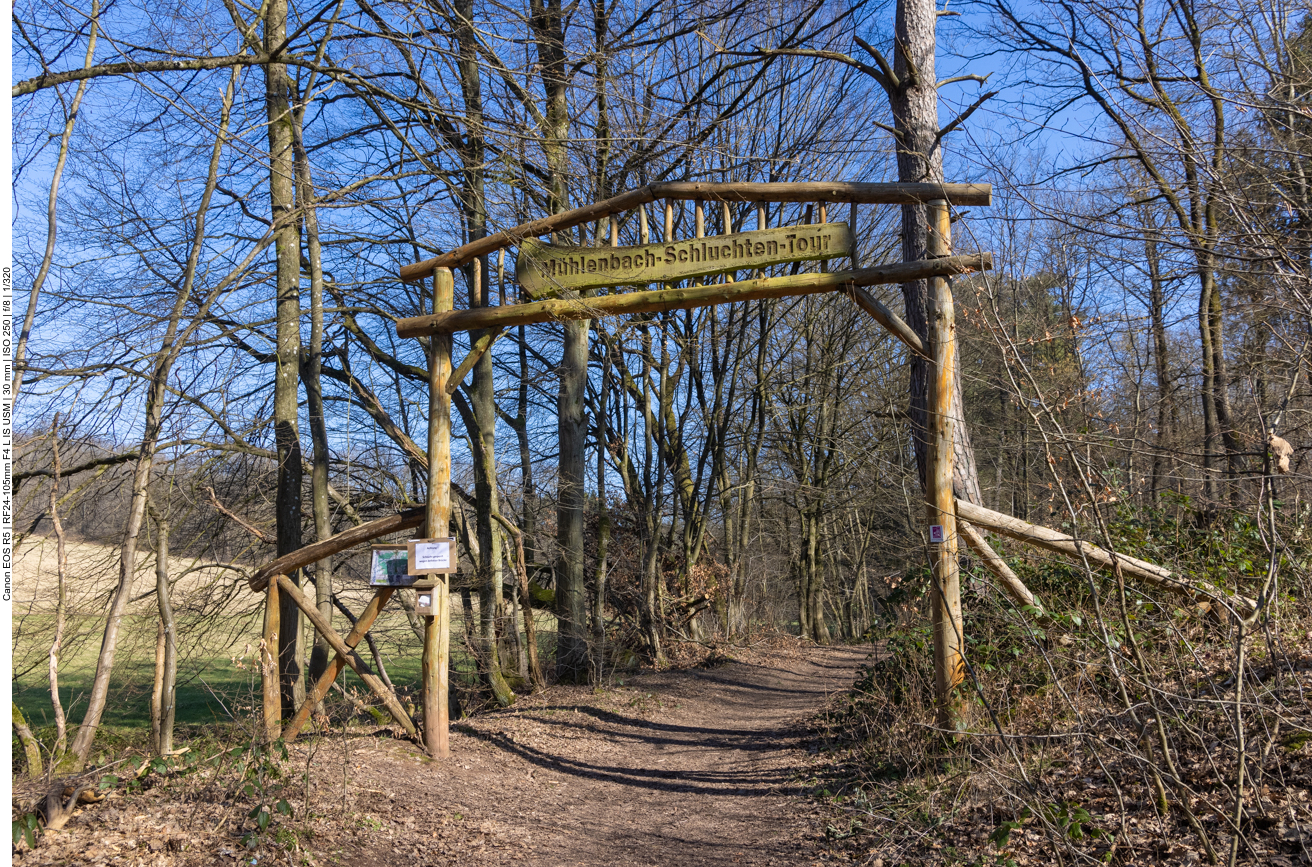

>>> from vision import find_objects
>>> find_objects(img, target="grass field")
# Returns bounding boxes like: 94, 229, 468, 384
12, 535, 538, 762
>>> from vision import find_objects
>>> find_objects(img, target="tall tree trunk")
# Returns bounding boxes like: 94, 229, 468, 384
556, 315, 591, 681
265, 0, 306, 719
531, 0, 590, 682
294, 85, 333, 694
590, 0, 613, 676
593, 348, 612, 679
890, 0, 982, 505
640, 327, 666, 664
1146, 231, 1173, 503
455, 0, 514, 705
513, 325, 538, 561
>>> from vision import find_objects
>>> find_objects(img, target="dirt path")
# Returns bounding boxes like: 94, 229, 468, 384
316, 644, 871, 867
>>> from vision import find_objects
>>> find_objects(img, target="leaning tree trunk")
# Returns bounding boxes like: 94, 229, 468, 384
13, 2, 96, 405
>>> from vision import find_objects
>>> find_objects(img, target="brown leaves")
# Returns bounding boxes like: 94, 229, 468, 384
1268, 431, 1294, 474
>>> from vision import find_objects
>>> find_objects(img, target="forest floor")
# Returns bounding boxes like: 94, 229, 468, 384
12, 641, 874, 867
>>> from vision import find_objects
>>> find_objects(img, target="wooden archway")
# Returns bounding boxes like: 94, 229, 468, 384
399, 180, 990, 754
248, 179, 1247, 757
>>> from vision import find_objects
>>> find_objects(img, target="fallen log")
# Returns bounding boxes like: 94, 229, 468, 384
954, 499, 1257, 617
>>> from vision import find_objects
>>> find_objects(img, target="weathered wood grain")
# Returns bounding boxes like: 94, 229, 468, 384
398, 253, 991, 337
399, 182, 991, 281
516, 224, 854, 296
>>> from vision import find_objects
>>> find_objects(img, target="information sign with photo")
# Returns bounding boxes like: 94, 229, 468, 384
369, 544, 420, 587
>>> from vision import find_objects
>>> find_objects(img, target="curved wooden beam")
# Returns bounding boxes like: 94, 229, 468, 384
248, 507, 425, 592
398, 181, 992, 282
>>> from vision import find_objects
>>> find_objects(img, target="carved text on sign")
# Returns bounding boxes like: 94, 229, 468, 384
516, 223, 854, 296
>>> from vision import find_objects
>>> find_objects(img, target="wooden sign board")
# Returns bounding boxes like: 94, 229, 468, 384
516, 223, 854, 296
369, 544, 420, 587
408, 538, 457, 575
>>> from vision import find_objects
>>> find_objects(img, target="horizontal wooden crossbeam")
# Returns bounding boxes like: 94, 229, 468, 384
399, 182, 991, 282
397, 253, 991, 338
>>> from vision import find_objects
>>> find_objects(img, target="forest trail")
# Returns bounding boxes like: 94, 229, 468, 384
326, 644, 871, 867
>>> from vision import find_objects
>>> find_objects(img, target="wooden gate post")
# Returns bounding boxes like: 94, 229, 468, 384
261, 575, 282, 741
422, 267, 454, 758
927, 199, 966, 734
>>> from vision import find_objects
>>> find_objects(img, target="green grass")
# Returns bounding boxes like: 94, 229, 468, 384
12, 603, 529, 758
14, 611, 266, 743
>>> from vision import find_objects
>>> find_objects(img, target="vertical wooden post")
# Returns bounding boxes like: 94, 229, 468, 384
927, 198, 965, 734
261, 576, 282, 741
423, 267, 454, 758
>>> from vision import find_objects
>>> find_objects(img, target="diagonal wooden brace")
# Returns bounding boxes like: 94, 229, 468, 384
284, 587, 395, 742
446, 327, 506, 396
846, 285, 928, 359
274, 575, 418, 739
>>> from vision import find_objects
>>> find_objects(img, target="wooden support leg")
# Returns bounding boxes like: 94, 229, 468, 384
958, 521, 1047, 621
262, 576, 281, 741
422, 579, 450, 757
275, 575, 417, 739
284, 587, 395, 742
424, 267, 454, 758
927, 199, 966, 735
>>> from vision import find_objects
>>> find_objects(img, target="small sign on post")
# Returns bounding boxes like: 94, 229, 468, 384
929, 524, 946, 544
414, 589, 436, 616
408, 538, 457, 575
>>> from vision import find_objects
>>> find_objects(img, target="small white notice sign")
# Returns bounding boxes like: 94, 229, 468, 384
929, 525, 945, 544
408, 538, 457, 575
